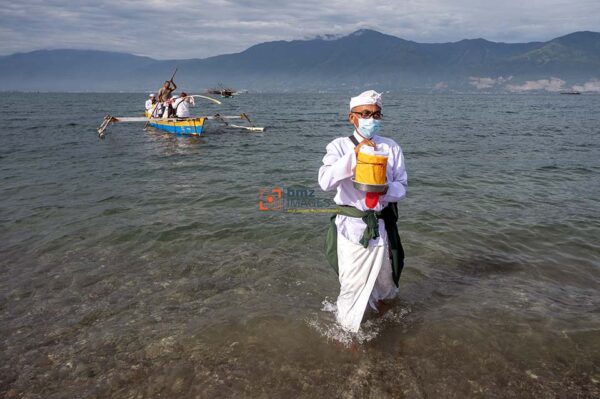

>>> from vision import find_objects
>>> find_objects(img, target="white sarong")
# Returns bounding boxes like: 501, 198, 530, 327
336, 232, 398, 332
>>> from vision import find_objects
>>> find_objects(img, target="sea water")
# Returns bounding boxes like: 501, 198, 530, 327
1, 92, 599, 397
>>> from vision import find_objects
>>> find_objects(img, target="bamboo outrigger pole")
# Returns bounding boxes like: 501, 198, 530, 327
189, 95, 222, 105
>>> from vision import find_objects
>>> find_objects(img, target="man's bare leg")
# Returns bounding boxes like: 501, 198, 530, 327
375, 299, 394, 315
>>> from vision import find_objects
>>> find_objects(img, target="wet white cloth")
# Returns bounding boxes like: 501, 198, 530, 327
318, 130, 407, 332
173, 97, 194, 118
337, 233, 397, 332
350, 90, 382, 110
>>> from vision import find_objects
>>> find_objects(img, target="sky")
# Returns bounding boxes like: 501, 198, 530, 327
1, 0, 599, 59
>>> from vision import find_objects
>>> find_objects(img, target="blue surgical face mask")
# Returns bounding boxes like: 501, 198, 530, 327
356, 117, 381, 139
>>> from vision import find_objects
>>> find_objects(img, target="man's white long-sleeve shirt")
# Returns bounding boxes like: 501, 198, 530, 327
318, 131, 407, 246
174, 97, 194, 118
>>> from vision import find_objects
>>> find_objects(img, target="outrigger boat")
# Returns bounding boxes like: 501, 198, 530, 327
97, 113, 264, 139
97, 69, 264, 138
207, 84, 237, 98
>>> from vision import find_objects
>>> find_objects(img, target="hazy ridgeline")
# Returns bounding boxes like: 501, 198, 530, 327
0, 30, 599, 92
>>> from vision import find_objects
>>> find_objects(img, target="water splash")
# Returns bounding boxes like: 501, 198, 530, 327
306, 298, 412, 347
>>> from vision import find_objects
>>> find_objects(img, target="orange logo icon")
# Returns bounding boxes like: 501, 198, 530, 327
258, 188, 283, 211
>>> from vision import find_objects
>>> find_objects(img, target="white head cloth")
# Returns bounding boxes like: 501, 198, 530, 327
350, 90, 382, 110
149, 93, 155, 97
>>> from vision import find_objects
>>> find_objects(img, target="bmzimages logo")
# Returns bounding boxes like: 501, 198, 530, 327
258, 188, 283, 211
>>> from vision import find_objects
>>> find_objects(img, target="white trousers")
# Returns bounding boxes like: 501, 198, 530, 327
336, 233, 398, 332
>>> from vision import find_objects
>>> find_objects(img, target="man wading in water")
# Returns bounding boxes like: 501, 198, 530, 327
318, 90, 407, 333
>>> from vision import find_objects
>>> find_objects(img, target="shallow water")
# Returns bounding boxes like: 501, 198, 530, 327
1, 92, 599, 398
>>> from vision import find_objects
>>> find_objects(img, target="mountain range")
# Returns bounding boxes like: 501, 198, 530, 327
0, 29, 598, 92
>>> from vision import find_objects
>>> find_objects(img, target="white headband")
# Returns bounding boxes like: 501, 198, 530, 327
350, 90, 382, 109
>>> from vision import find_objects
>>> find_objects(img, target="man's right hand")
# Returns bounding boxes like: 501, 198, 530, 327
355, 139, 376, 156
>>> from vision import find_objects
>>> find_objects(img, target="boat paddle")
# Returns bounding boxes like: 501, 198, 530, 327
169, 68, 178, 83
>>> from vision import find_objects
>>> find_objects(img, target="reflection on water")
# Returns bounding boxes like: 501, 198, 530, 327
0, 92, 599, 397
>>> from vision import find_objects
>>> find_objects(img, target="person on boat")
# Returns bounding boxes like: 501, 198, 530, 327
173, 92, 195, 118
152, 102, 164, 118
157, 80, 177, 102
145, 94, 156, 115
163, 95, 179, 118
318, 90, 407, 333
158, 79, 177, 118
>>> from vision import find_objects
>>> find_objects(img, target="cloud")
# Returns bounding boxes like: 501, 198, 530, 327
434, 81, 448, 90
471, 76, 599, 92
469, 77, 496, 89
0, 0, 598, 59
506, 77, 566, 92
572, 79, 600, 92
469, 76, 512, 89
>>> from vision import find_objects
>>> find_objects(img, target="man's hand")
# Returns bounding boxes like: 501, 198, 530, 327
355, 139, 376, 156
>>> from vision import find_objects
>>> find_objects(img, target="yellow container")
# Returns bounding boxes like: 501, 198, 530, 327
355, 152, 388, 186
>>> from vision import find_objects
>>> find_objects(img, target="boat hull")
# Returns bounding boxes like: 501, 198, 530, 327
147, 117, 206, 135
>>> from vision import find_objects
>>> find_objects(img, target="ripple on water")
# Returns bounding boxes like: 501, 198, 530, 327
1, 92, 599, 397
305, 299, 413, 347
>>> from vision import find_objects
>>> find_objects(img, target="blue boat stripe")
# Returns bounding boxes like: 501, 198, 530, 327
148, 120, 204, 135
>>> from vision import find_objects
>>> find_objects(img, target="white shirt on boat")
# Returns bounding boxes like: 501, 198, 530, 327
318, 130, 407, 246
173, 97, 194, 118
145, 99, 154, 111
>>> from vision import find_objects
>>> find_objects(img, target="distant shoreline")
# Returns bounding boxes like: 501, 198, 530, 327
1, 90, 598, 95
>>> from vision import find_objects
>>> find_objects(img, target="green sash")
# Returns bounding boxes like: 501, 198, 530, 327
325, 203, 405, 287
